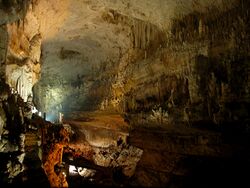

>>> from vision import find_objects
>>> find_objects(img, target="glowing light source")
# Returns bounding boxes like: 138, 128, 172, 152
62, 171, 67, 177
69, 165, 78, 175
44, 113, 57, 122
32, 106, 38, 114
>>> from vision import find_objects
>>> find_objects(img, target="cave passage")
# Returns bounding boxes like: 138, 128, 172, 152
1, 0, 250, 187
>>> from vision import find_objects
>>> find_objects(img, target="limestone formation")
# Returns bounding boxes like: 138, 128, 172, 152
0, 0, 250, 187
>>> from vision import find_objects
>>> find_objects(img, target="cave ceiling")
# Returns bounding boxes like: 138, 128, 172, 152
1, 0, 236, 114
37, 0, 235, 79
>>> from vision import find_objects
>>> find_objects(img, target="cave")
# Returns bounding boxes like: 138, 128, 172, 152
0, 0, 250, 187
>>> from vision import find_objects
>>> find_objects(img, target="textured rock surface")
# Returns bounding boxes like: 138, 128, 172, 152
123, 0, 250, 128
29, 0, 249, 129
0, 1, 42, 102
40, 120, 142, 187
0, 80, 26, 185
1, 0, 250, 187
5, 13, 41, 102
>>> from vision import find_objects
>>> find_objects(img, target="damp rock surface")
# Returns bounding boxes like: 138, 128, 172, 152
1, 0, 250, 187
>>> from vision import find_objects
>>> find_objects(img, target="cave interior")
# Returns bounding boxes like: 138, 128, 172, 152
0, 0, 250, 187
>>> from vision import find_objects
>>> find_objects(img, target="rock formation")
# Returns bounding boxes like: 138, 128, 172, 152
1, 0, 250, 187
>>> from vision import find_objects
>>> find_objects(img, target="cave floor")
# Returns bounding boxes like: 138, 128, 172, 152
8, 111, 250, 187
64, 111, 129, 132
11, 129, 50, 187
63, 111, 250, 187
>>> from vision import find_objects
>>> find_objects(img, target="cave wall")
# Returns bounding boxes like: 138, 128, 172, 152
1, 0, 245, 128
0, 0, 40, 184
0, 1, 42, 102
5, 9, 41, 102
32, 0, 250, 128
118, 0, 250, 127
32, 8, 165, 119
0, 0, 29, 78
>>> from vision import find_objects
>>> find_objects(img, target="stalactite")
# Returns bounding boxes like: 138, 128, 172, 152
131, 19, 164, 50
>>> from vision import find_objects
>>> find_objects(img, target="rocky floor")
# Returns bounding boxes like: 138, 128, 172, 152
62, 112, 250, 187
11, 129, 50, 187
128, 125, 250, 187
61, 112, 142, 187
2, 112, 250, 188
